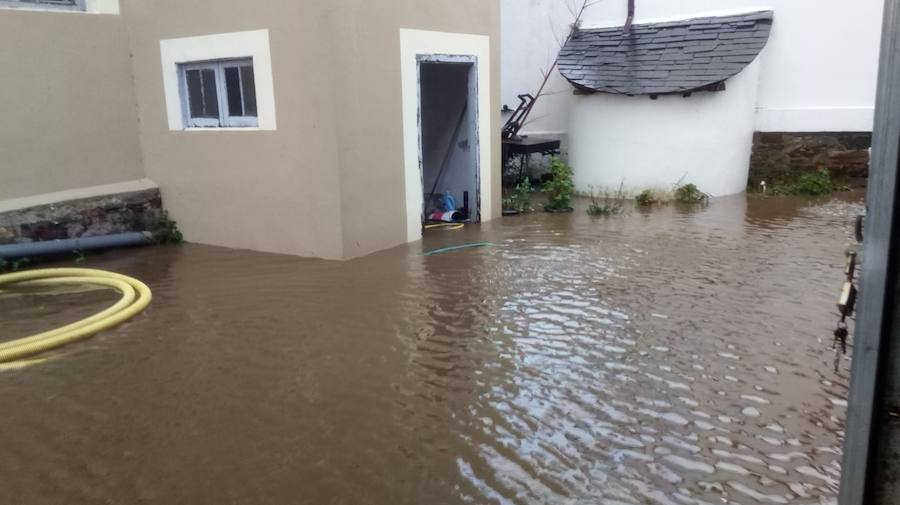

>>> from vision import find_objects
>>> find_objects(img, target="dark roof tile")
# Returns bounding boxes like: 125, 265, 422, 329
558, 10, 773, 95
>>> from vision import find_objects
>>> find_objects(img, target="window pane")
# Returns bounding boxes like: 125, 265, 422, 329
185, 69, 205, 118
240, 65, 257, 116
200, 69, 219, 118
180, 60, 255, 127
224, 67, 243, 117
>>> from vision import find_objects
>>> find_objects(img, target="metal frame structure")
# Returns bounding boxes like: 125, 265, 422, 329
840, 0, 900, 503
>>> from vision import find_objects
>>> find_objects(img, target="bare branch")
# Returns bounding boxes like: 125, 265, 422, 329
522, 114, 549, 128
551, 21, 565, 48
537, 89, 568, 97
506, 0, 600, 138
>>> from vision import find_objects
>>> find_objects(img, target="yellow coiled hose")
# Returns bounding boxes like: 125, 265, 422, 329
0, 268, 151, 363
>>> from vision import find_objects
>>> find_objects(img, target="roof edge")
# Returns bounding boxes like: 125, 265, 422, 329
558, 10, 774, 96
578, 8, 774, 31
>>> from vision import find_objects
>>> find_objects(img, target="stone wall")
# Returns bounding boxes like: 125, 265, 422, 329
749, 132, 871, 188
0, 189, 163, 245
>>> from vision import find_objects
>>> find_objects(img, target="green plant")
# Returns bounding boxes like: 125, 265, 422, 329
587, 183, 625, 216
635, 189, 658, 206
503, 178, 534, 213
543, 157, 574, 211
0, 257, 30, 273
792, 171, 833, 195
673, 183, 709, 203
770, 170, 833, 196
151, 211, 184, 245
73, 249, 87, 264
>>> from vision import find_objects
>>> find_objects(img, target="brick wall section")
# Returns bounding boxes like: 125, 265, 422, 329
749, 132, 871, 188
0, 189, 163, 245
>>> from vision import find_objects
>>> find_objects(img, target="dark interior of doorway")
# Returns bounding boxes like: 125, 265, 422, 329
419, 60, 479, 225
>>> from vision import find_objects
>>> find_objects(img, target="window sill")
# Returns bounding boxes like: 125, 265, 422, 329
0, 7, 116, 14
180, 127, 264, 132
0, 6, 79, 12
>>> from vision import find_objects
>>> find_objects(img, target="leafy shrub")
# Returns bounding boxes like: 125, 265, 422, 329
635, 189, 658, 206
151, 211, 184, 245
543, 157, 574, 211
503, 178, 534, 213
771, 171, 833, 196
0, 257, 30, 273
673, 183, 709, 203
792, 171, 833, 195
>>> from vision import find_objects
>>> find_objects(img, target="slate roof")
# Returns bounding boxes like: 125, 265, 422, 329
558, 11, 774, 95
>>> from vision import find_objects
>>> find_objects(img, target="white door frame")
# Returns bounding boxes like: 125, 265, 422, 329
416, 54, 480, 224
399, 29, 492, 243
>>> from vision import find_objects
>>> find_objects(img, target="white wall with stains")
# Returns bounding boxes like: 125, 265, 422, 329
502, 0, 883, 134
570, 59, 761, 196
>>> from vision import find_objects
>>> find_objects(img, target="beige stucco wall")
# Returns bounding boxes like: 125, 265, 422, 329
121, 0, 347, 259
329, 1, 502, 258
1, 1, 499, 260
0, 8, 144, 200
122, 0, 499, 260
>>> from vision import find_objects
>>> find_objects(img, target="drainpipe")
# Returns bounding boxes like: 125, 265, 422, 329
0, 232, 153, 259
624, 0, 635, 33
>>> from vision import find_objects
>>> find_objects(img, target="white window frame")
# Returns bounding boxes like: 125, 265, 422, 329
0, 0, 117, 13
178, 59, 258, 129
0, 0, 85, 10
160, 30, 276, 131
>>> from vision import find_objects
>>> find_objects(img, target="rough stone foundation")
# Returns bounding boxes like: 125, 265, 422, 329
0, 188, 164, 245
749, 132, 871, 188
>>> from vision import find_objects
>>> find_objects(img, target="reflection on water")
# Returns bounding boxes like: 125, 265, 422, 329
0, 192, 863, 505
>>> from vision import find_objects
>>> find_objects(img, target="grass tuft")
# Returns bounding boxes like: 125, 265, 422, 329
587, 182, 626, 216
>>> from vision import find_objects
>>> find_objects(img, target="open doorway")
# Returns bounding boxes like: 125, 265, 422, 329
417, 56, 480, 225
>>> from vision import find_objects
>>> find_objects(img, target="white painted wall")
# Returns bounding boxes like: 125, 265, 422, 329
570, 59, 761, 197
502, 0, 883, 134
502, 0, 574, 134
84, 0, 119, 14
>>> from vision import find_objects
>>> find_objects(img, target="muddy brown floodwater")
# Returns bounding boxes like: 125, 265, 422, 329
0, 192, 864, 505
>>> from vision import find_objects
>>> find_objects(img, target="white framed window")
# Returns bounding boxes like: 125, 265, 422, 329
0, 0, 85, 10
160, 30, 276, 131
0, 0, 118, 14
179, 59, 258, 128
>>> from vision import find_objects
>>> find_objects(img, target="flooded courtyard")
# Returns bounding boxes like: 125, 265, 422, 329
0, 192, 863, 505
